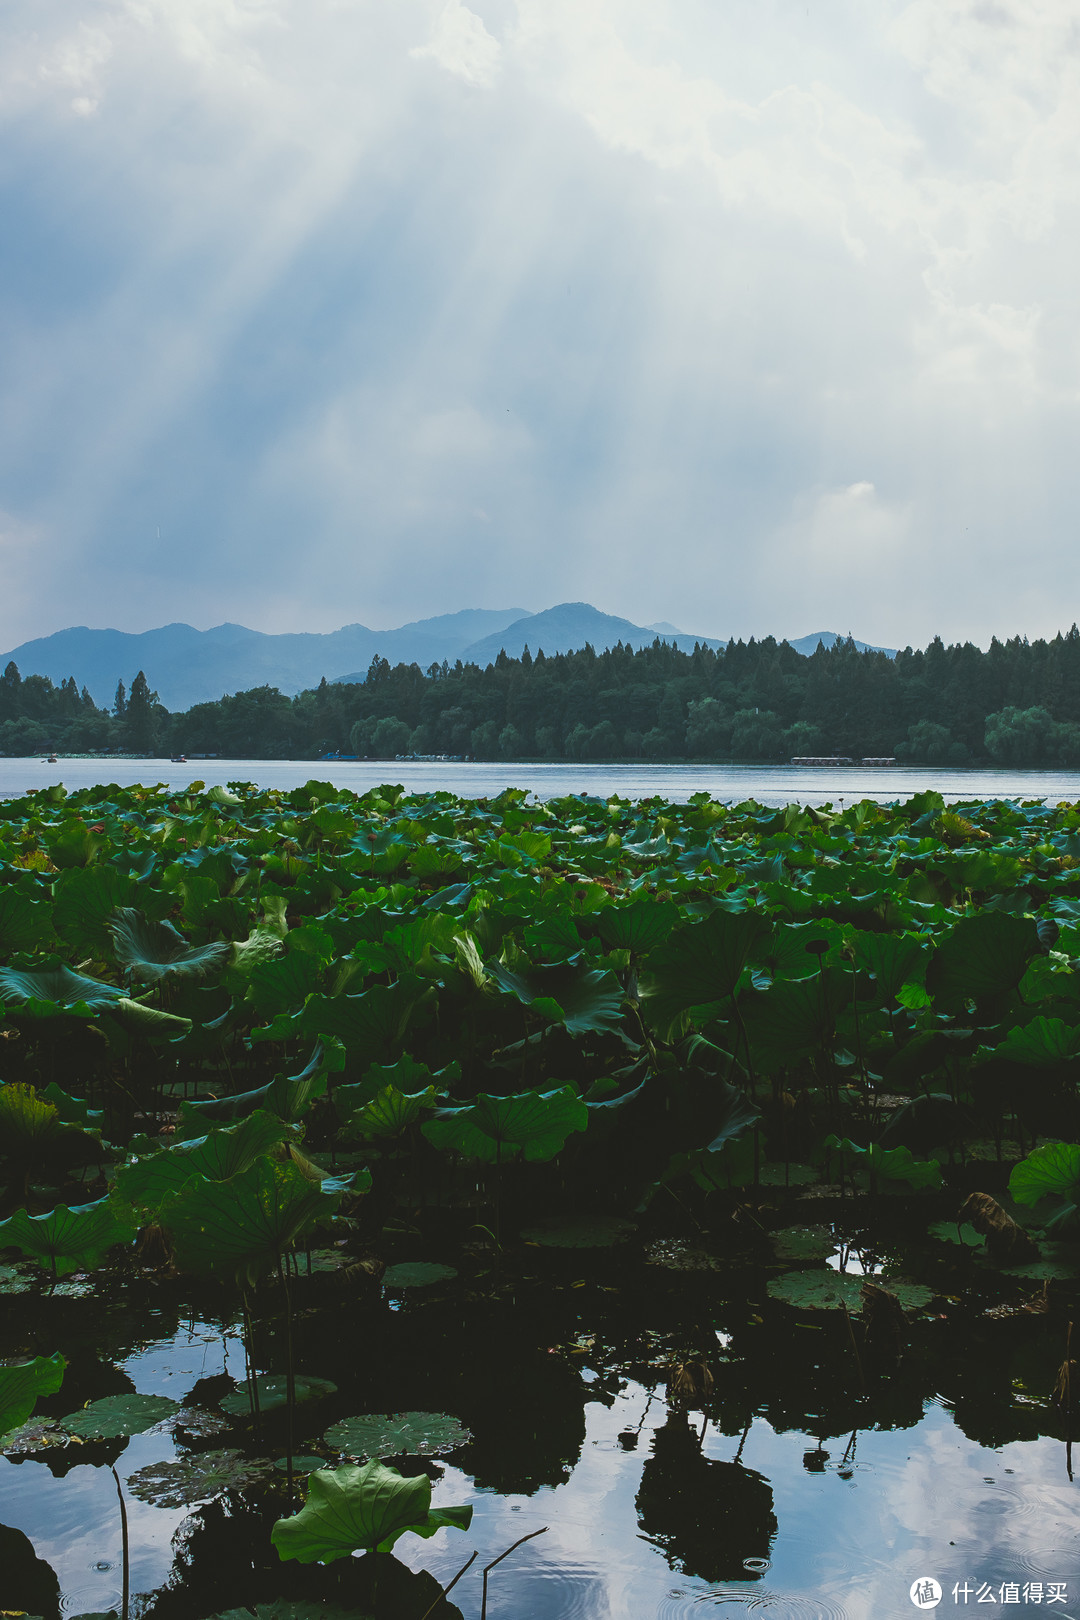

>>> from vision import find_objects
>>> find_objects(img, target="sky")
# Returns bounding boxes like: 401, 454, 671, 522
2, 0, 1079, 653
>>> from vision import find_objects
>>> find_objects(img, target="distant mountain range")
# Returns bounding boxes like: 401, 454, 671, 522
0, 605, 896, 711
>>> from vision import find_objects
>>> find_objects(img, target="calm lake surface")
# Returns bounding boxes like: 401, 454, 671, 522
2, 757, 1079, 806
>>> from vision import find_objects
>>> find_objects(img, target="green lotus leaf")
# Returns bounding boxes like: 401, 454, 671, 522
639, 910, 773, 1037
323, 1411, 470, 1460
52, 864, 137, 955
926, 911, 1040, 1010
244, 951, 325, 1016
0, 1082, 93, 1163
115, 1109, 290, 1215
771, 1227, 836, 1261
824, 1137, 943, 1189
767, 1271, 933, 1311
107, 906, 230, 984
737, 968, 852, 1074
220, 1375, 337, 1416
850, 930, 929, 1000
381, 1261, 458, 1290
0, 886, 57, 954
487, 959, 624, 1036
271, 1459, 472, 1562
928, 1220, 985, 1247
0, 1352, 65, 1441
127, 1447, 277, 1508
991, 1018, 1080, 1068
39, 1083, 103, 1130
174, 1042, 338, 1133
423, 1086, 588, 1163
0, 960, 127, 1013
1009, 1141, 1080, 1207
596, 899, 678, 956
0, 1263, 33, 1293
343, 1084, 435, 1140
61, 1392, 179, 1439
519, 1214, 636, 1248
160, 1156, 347, 1283
0, 1197, 135, 1276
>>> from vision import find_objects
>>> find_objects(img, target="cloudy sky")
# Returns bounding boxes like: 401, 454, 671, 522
2, 0, 1078, 652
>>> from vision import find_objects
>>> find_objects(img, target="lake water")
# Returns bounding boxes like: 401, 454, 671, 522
2, 757, 1079, 806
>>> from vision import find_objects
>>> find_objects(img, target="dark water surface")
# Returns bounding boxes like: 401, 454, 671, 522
2, 757, 1080, 807
3, 1215, 1078, 1620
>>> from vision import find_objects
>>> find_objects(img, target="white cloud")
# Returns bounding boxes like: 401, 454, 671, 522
412, 1, 501, 88
0, 0, 1079, 647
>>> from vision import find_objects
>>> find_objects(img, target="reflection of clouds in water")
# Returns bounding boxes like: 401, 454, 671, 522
421, 1391, 1080, 1619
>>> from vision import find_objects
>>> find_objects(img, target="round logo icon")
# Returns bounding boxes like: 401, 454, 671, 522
910, 1578, 942, 1609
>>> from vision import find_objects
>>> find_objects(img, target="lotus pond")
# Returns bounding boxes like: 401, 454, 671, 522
3, 779, 1080, 1618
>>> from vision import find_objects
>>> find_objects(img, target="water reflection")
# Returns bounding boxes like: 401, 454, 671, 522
636, 1412, 777, 1582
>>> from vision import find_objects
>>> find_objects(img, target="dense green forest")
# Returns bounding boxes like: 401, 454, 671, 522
6, 628, 1080, 765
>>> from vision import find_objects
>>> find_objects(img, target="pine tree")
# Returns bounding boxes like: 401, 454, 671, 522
114, 680, 127, 719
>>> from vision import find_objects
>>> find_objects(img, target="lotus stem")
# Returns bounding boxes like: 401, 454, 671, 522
111, 1466, 129, 1620
480, 1526, 548, 1620
417, 1550, 479, 1620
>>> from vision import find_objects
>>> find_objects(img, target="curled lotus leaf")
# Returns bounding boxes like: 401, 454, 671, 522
0, 1197, 135, 1277
323, 1411, 471, 1460
520, 1215, 636, 1249
381, 1261, 457, 1290
271, 1459, 472, 1562
127, 1447, 277, 1508
61, 1392, 180, 1439
107, 906, 230, 984
0, 1351, 66, 1441
220, 1374, 337, 1417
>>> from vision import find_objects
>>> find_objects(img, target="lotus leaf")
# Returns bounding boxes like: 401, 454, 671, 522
0, 1198, 135, 1276
1009, 1141, 1080, 1207
824, 1137, 943, 1190
639, 910, 772, 1037
381, 1261, 458, 1289
519, 1214, 636, 1248
928, 1221, 986, 1247
219, 1375, 337, 1416
52, 864, 137, 954
61, 1392, 179, 1439
927, 911, 1040, 1009
992, 1018, 1080, 1067
0, 887, 56, 954
0, 960, 127, 1013
323, 1411, 470, 1459
0, 1263, 33, 1293
127, 1447, 277, 1508
116, 1109, 290, 1214
423, 1086, 588, 1163
487, 959, 624, 1036
160, 1156, 347, 1283
344, 1084, 436, 1139
597, 899, 678, 956
0, 1352, 65, 1440
768, 1271, 933, 1311
107, 906, 229, 984
271, 1459, 472, 1562
771, 1227, 836, 1261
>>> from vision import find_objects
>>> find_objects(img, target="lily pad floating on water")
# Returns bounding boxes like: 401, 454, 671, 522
219, 1375, 337, 1417
273, 1455, 327, 1474
771, 1226, 836, 1262
643, 1239, 726, 1272
0, 1264, 33, 1294
127, 1447, 277, 1508
928, 1221, 986, 1248
1, 1417, 72, 1456
324, 1411, 471, 1460
381, 1261, 457, 1290
519, 1215, 636, 1248
767, 1271, 934, 1312
61, 1392, 180, 1439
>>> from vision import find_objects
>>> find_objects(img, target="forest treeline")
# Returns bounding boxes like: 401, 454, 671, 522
6, 629, 1080, 765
